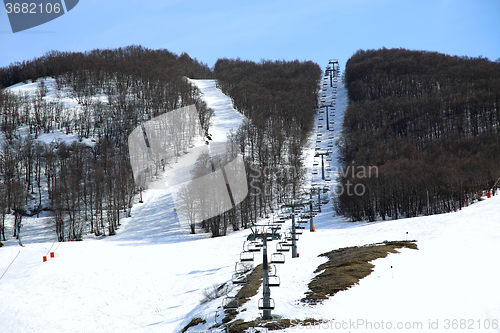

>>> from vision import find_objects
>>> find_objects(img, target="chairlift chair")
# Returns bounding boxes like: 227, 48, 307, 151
270, 223, 282, 230
294, 229, 303, 235
270, 252, 285, 264
258, 298, 275, 310
296, 225, 305, 229
267, 275, 280, 287
245, 241, 261, 252
276, 242, 290, 252
240, 251, 254, 262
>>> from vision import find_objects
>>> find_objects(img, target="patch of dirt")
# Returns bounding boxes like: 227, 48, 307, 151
302, 240, 418, 304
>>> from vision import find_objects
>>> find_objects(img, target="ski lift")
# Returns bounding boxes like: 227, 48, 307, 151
258, 298, 275, 310
313, 162, 319, 166
325, 177, 331, 182
276, 242, 290, 252
286, 235, 299, 241
270, 252, 285, 264
232, 273, 248, 285
245, 241, 261, 252
328, 143, 333, 147
240, 251, 254, 262
222, 296, 239, 309
294, 228, 303, 235
267, 275, 280, 287
312, 170, 318, 175
296, 225, 305, 229
270, 223, 282, 230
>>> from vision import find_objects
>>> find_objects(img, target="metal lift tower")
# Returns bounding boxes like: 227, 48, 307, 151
247, 226, 281, 320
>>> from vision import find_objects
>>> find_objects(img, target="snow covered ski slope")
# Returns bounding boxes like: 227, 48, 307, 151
1, 77, 499, 333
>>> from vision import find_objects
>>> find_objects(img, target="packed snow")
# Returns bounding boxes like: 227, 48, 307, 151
1, 76, 499, 333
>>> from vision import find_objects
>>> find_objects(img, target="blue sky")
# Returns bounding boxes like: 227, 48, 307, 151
1, 0, 499, 72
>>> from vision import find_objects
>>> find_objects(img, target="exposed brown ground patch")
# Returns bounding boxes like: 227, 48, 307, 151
302, 240, 418, 304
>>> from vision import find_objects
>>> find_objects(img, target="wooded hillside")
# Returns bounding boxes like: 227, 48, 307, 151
214, 59, 322, 229
336, 48, 500, 221
0, 46, 213, 241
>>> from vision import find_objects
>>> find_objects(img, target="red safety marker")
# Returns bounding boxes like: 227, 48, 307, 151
43, 256, 47, 262
50, 252, 55, 258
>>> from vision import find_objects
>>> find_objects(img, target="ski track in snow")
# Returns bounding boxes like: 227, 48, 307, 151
0, 78, 499, 333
